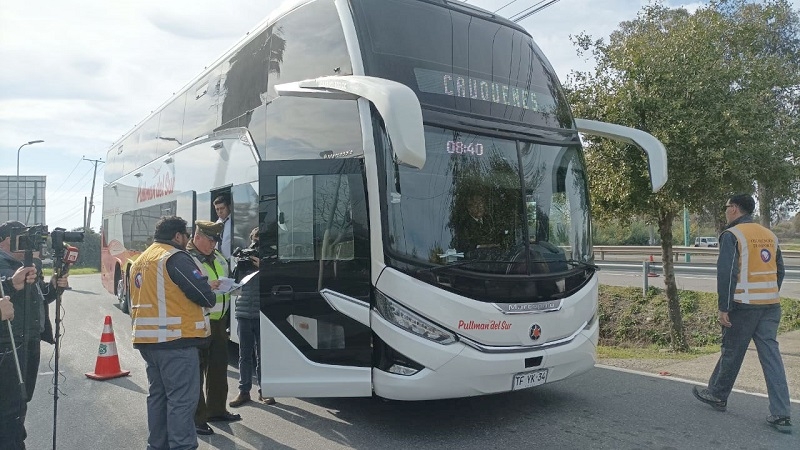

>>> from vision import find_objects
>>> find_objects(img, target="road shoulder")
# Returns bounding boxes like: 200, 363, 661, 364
599, 330, 800, 401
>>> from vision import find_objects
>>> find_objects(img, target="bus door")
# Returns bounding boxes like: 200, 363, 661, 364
259, 158, 373, 397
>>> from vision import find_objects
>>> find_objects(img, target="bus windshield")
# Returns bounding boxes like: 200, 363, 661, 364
382, 126, 592, 301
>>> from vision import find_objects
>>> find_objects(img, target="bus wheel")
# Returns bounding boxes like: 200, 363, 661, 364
117, 276, 130, 314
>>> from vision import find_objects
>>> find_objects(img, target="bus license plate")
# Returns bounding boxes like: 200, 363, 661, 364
512, 369, 548, 390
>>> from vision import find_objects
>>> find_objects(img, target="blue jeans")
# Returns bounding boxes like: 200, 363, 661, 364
708, 304, 791, 417
139, 346, 201, 450
237, 318, 261, 394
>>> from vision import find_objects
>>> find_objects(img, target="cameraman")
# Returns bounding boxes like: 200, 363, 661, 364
229, 227, 275, 407
0, 220, 70, 449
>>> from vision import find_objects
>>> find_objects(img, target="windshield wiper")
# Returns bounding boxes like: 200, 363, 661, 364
423, 260, 518, 273
565, 259, 600, 270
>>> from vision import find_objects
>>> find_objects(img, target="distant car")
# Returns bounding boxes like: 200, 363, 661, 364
694, 237, 718, 247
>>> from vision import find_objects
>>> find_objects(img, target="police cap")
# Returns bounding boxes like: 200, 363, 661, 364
195, 220, 223, 242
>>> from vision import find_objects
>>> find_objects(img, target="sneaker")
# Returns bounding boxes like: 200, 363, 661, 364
692, 386, 727, 411
766, 415, 792, 434
229, 392, 251, 408
195, 423, 214, 436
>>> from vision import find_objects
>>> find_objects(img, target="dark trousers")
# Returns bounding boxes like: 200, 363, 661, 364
708, 304, 791, 417
0, 339, 41, 450
195, 317, 229, 424
140, 346, 201, 450
236, 317, 261, 394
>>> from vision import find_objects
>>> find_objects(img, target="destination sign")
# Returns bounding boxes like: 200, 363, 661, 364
414, 68, 557, 113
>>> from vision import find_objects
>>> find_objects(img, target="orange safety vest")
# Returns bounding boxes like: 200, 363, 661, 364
728, 223, 780, 305
130, 243, 210, 343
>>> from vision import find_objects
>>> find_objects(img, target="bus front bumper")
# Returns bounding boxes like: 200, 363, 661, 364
371, 313, 599, 401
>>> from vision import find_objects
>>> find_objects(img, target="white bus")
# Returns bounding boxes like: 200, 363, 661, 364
101, 0, 667, 400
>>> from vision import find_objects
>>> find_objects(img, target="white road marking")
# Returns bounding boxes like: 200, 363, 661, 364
596, 364, 800, 404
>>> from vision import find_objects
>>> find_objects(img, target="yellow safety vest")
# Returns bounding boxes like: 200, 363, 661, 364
200, 250, 230, 321
728, 223, 780, 305
130, 243, 210, 343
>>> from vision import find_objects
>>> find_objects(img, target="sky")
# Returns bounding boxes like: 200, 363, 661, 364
1, 0, 796, 232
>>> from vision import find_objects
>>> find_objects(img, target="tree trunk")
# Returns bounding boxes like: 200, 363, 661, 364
658, 210, 689, 352
756, 183, 772, 228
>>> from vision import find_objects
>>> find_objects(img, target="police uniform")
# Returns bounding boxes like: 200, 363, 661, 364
186, 220, 241, 426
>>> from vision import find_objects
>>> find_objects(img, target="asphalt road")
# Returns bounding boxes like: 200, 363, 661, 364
21, 275, 799, 449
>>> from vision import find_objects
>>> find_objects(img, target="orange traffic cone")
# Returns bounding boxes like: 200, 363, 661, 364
85, 315, 130, 380
647, 254, 659, 278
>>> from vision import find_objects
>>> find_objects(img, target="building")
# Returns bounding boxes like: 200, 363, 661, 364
0, 175, 47, 225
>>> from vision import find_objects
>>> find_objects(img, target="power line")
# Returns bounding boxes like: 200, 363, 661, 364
510, 0, 563, 22
47, 166, 94, 205
51, 158, 84, 192
493, 0, 521, 13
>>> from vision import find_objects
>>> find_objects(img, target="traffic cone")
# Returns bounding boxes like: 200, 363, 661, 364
647, 254, 659, 278
85, 315, 130, 380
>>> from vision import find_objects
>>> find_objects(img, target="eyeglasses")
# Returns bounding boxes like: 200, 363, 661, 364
724, 204, 734, 210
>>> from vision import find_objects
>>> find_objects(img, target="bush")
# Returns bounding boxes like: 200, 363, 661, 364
598, 285, 799, 349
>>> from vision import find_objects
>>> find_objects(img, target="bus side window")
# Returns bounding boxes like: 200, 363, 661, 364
276, 174, 355, 262
316, 175, 354, 262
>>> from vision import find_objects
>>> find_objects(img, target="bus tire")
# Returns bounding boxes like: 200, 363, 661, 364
117, 268, 131, 314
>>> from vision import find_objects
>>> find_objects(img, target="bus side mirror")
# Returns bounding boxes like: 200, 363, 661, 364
574, 118, 668, 192
275, 76, 426, 169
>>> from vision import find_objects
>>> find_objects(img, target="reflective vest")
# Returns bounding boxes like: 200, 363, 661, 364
199, 250, 230, 320
728, 223, 780, 305
130, 243, 210, 344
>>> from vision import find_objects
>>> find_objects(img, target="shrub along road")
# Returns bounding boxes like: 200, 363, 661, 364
600, 270, 800, 402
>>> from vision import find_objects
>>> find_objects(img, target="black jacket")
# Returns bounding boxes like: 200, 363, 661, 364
0, 250, 56, 345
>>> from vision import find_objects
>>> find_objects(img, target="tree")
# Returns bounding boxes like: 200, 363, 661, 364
720, 1, 800, 226
565, 1, 800, 351
72, 228, 101, 270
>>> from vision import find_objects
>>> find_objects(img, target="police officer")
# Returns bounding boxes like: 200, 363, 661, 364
187, 220, 240, 435
130, 216, 216, 449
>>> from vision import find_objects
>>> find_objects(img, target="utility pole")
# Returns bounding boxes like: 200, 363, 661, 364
83, 158, 104, 231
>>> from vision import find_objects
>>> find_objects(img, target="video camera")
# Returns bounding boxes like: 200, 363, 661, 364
8, 224, 85, 271
9, 224, 49, 253
232, 242, 259, 282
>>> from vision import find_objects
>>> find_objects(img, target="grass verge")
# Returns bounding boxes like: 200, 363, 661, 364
598, 285, 800, 358
41, 267, 99, 276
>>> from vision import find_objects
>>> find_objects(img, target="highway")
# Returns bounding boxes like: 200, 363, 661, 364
20, 275, 798, 449
597, 260, 800, 299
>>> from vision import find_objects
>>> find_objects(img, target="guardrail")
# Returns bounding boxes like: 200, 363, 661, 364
593, 245, 800, 261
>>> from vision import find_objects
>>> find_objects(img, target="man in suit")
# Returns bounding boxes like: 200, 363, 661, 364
214, 195, 232, 259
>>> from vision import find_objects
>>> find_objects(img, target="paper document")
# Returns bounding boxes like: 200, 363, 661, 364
213, 277, 241, 295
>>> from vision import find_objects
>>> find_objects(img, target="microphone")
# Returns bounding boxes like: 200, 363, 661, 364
62, 245, 79, 267
54, 245, 79, 293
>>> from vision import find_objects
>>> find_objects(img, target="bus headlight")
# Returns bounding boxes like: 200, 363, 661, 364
374, 290, 457, 345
